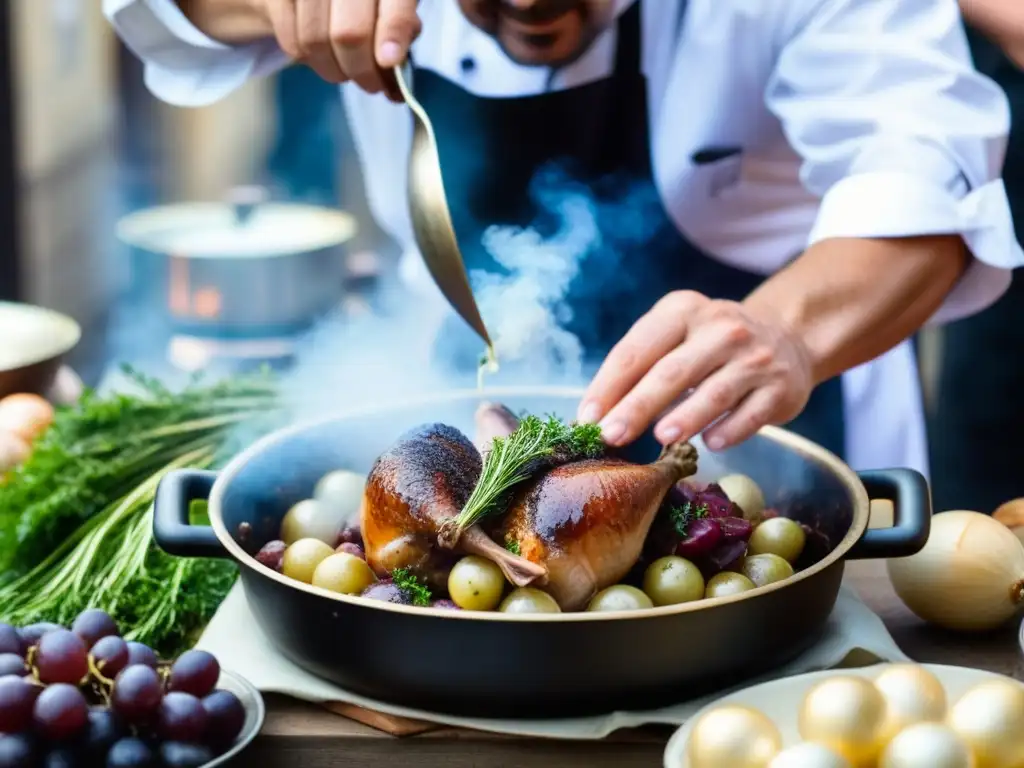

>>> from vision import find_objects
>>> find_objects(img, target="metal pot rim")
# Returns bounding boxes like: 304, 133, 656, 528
209, 386, 870, 622
0, 302, 81, 374
115, 202, 358, 258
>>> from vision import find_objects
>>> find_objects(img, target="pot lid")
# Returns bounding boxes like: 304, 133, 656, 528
0, 302, 81, 372
115, 188, 358, 259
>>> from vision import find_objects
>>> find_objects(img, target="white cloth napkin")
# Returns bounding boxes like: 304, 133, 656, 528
196, 579, 909, 740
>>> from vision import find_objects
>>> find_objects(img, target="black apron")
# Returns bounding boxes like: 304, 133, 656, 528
928, 30, 1024, 512
412, 0, 845, 457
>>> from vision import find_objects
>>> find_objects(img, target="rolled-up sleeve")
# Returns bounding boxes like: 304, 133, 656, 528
766, 0, 1024, 323
103, 0, 289, 107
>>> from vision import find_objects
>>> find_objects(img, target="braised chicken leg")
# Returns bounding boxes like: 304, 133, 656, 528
361, 423, 548, 589
497, 442, 699, 610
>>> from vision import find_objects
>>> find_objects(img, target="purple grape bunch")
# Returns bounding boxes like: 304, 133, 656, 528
0, 611, 247, 767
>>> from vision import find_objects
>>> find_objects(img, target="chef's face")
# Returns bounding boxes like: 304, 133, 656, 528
458, 1, 616, 66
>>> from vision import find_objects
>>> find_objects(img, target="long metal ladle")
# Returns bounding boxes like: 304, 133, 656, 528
393, 62, 494, 352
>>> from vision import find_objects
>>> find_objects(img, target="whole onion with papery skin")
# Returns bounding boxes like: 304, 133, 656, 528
888, 510, 1024, 631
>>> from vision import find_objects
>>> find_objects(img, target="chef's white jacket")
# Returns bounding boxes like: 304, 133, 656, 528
104, 0, 1024, 477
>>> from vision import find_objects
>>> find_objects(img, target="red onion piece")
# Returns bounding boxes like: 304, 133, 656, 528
335, 542, 365, 560
719, 517, 754, 542
675, 518, 723, 559
254, 540, 286, 572
700, 540, 749, 578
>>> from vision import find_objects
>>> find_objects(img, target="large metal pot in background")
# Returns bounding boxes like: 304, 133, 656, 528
153, 388, 931, 719
116, 188, 358, 338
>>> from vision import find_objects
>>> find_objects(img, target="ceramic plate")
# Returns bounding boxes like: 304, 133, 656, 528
202, 669, 266, 767
663, 663, 1018, 768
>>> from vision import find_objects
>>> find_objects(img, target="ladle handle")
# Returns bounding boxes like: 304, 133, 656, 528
846, 468, 932, 560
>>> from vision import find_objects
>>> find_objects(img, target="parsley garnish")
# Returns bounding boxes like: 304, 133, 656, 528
392, 568, 433, 606
669, 502, 708, 538
0, 366, 281, 656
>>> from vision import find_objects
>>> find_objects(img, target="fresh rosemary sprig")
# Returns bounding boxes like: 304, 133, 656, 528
439, 415, 604, 547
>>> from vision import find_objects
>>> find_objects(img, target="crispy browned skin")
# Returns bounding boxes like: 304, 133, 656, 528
498, 442, 699, 611
361, 423, 547, 590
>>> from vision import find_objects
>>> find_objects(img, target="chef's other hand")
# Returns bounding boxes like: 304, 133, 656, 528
261, 0, 421, 98
577, 291, 815, 450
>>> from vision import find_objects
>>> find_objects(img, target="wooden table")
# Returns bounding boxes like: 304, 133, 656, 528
234, 561, 1024, 767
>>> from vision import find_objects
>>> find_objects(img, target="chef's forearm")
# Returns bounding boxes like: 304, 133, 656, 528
960, 0, 1024, 65
743, 235, 968, 383
177, 0, 273, 43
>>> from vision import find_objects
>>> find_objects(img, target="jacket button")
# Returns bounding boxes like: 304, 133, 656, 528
460, 57, 476, 73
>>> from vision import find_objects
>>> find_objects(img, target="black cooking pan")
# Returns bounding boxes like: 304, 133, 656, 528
0, 302, 81, 399
153, 388, 930, 719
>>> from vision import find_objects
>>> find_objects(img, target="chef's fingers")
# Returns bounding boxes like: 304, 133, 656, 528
376, 0, 421, 65
330, 0, 385, 93
376, 0, 421, 101
698, 385, 781, 451
266, 0, 302, 61
652, 364, 758, 449
578, 291, 702, 428
295, 0, 346, 81
590, 329, 735, 447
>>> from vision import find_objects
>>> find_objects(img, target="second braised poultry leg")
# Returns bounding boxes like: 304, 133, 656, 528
498, 442, 699, 610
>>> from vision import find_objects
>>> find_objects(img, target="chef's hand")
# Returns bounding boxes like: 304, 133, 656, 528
258, 0, 420, 98
577, 291, 815, 450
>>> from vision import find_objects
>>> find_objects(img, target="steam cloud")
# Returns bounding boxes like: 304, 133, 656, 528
281, 167, 664, 422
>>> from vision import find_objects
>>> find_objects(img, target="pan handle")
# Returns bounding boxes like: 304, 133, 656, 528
846, 468, 932, 560
153, 469, 230, 559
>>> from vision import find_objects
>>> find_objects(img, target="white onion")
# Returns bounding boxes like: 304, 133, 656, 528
887, 510, 1024, 631
717, 474, 766, 522
281, 499, 340, 546
313, 470, 365, 529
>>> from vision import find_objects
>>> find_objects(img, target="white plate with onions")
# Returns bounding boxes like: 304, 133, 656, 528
664, 663, 1024, 768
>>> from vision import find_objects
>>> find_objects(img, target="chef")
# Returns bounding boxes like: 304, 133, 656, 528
105, 0, 1023, 475
930, 0, 1024, 512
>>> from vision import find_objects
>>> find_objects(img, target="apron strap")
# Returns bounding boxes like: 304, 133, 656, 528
614, 1, 643, 76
